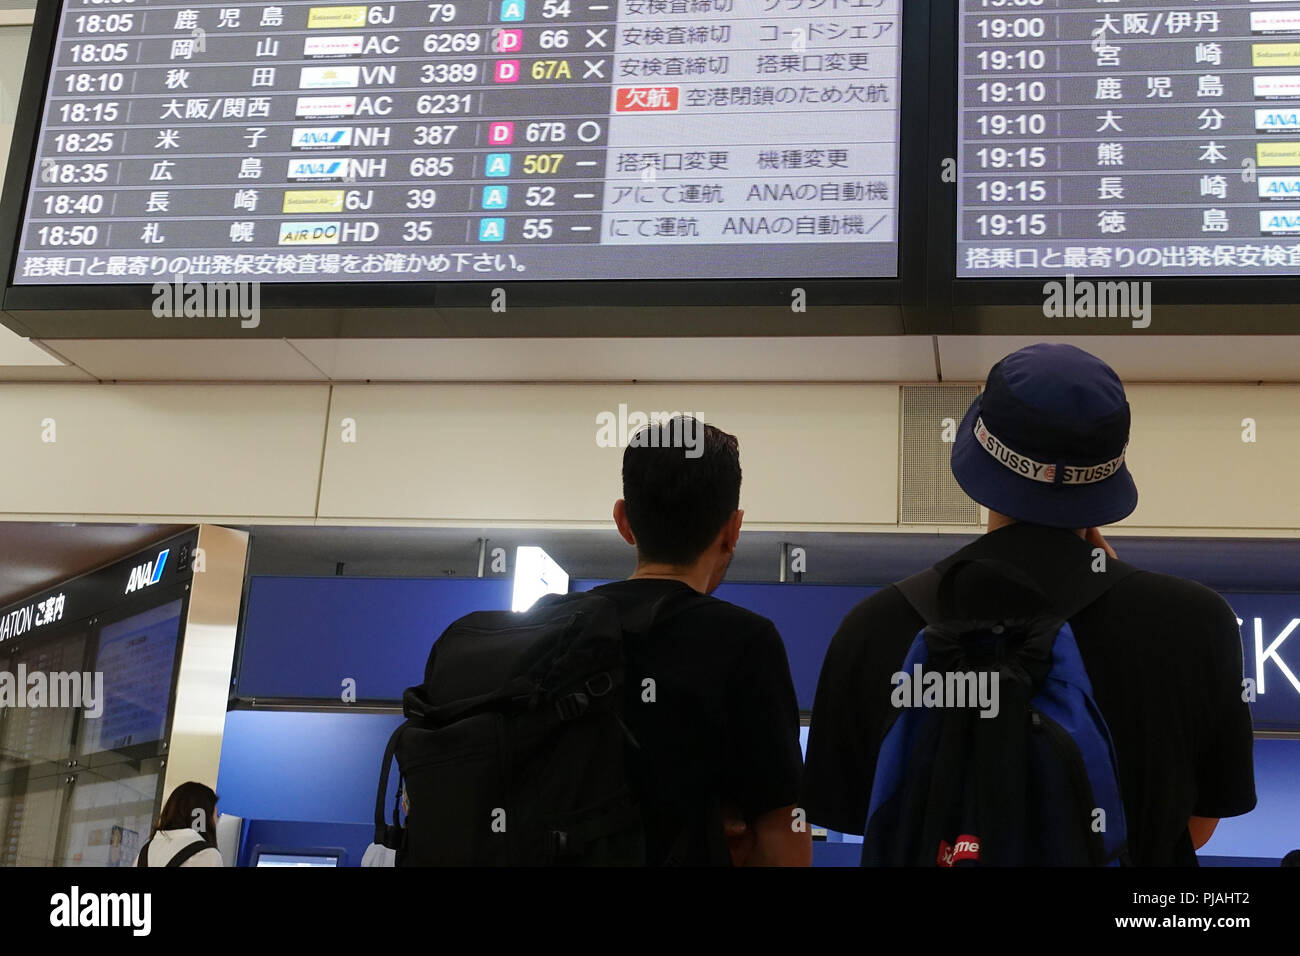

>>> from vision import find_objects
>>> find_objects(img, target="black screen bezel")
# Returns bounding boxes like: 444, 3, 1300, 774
931, 0, 1300, 335
0, 0, 929, 338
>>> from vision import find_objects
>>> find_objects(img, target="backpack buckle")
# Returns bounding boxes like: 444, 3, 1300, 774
556, 692, 589, 721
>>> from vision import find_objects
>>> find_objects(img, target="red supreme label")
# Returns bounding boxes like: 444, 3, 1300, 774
936, 835, 981, 867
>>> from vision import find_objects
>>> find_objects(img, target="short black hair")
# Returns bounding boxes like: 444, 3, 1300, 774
621, 417, 741, 565
1282, 849, 1300, 867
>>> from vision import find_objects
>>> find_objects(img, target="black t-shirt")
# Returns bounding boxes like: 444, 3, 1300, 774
591, 578, 803, 865
802, 523, 1258, 866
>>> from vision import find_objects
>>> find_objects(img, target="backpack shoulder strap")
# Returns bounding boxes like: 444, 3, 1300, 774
894, 568, 942, 626
895, 558, 1140, 626
166, 839, 210, 868
615, 586, 712, 637
374, 722, 405, 848
136, 839, 151, 868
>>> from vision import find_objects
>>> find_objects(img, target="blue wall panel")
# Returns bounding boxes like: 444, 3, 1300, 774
217, 711, 1297, 864
1221, 593, 1300, 732
226, 573, 1298, 863
1200, 738, 1299, 862
217, 710, 402, 823
237, 577, 513, 699
570, 578, 874, 710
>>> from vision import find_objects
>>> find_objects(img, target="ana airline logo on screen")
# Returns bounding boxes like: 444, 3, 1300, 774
1258, 176, 1300, 199
124, 549, 169, 595
287, 158, 348, 181
290, 127, 353, 150
1256, 108, 1300, 132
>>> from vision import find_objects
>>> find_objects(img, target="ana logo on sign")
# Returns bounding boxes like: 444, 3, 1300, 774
124, 549, 169, 595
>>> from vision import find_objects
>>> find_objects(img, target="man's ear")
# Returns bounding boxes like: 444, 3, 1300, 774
612, 499, 637, 547
720, 509, 744, 554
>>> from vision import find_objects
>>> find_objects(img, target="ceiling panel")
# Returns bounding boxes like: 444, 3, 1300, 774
43, 339, 328, 381
0, 323, 64, 366
290, 336, 939, 382
0, 364, 95, 381
938, 336, 1300, 383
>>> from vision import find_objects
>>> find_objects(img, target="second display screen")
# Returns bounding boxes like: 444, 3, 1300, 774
958, 0, 1300, 278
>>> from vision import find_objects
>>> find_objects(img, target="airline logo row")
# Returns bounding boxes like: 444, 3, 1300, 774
292, 89, 677, 119
299, 32, 528, 58
300, 3, 551, 29
277, 217, 533, 243
291, 64, 543, 89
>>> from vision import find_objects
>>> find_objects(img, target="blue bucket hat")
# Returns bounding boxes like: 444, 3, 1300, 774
950, 344, 1138, 529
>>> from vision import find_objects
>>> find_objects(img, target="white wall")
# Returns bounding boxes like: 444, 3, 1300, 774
0, 381, 1297, 536
0, 20, 32, 188
318, 384, 899, 528
1122, 385, 1300, 532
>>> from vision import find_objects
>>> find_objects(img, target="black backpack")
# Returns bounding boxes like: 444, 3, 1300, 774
373, 589, 705, 865
863, 557, 1136, 866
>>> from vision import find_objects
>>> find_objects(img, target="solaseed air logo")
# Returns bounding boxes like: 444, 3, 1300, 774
306, 6, 367, 29
283, 190, 345, 214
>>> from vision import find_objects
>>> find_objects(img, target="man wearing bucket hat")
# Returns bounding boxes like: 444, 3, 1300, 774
803, 343, 1257, 865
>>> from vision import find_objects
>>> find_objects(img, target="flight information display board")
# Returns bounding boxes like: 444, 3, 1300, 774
958, 0, 1300, 277
10, 0, 902, 284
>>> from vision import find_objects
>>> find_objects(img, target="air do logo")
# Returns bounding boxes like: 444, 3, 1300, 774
124, 549, 169, 595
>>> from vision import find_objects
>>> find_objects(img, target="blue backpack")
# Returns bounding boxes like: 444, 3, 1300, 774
863, 557, 1133, 866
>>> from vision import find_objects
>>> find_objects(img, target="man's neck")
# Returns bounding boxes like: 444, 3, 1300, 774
986, 511, 1087, 540
629, 563, 710, 593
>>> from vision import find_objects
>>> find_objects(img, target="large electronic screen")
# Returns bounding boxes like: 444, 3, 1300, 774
0, 631, 88, 767
79, 598, 182, 755
9, 0, 903, 285
958, 0, 1300, 278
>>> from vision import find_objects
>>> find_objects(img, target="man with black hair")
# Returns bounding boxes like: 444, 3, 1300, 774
591, 415, 810, 866
804, 344, 1257, 866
